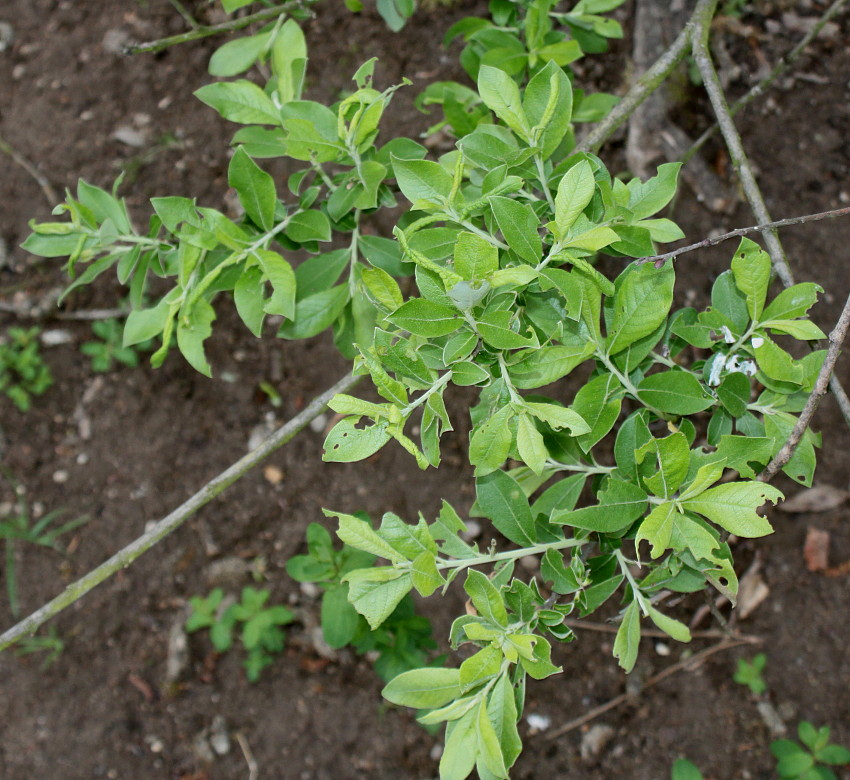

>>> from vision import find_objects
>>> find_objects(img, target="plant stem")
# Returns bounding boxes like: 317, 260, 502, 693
436, 537, 586, 572
535, 155, 556, 212
402, 371, 452, 416
123, 1, 317, 55
615, 549, 649, 616
682, 0, 850, 164
760, 289, 850, 482
636, 207, 850, 267
546, 460, 615, 476
0, 371, 361, 652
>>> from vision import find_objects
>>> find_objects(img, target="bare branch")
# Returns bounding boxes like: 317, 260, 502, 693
684, 0, 850, 164
0, 371, 360, 652
761, 290, 850, 482
636, 207, 850, 266
0, 133, 58, 207
123, 0, 316, 55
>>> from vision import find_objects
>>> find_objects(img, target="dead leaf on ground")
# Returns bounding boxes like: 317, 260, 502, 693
738, 570, 770, 619
803, 527, 831, 572
778, 484, 848, 514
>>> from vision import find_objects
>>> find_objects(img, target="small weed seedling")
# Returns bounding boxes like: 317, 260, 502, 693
80, 318, 152, 372
0, 327, 52, 411
186, 586, 294, 681
287, 521, 440, 680
671, 758, 703, 780
734, 652, 768, 695
0, 473, 88, 618
14, 626, 65, 669
771, 722, 850, 780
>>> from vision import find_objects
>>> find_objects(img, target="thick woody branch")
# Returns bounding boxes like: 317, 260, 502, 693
0, 371, 359, 651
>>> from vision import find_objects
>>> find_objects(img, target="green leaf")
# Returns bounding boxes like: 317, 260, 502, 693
477, 311, 538, 350
477, 65, 530, 139
228, 147, 276, 230
177, 298, 216, 376
762, 319, 826, 341
320, 586, 361, 649
613, 600, 641, 672
682, 482, 782, 537
234, 265, 265, 336
440, 709, 479, 780
123, 299, 171, 347
489, 196, 542, 265
554, 160, 595, 238
508, 340, 596, 389
391, 155, 454, 206
383, 667, 462, 709
208, 31, 271, 77
626, 162, 681, 220
410, 550, 444, 597
343, 567, 412, 629
671, 758, 704, 780
605, 260, 674, 355
554, 477, 647, 533
271, 20, 307, 104
647, 606, 691, 642
762, 282, 822, 321
710, 270, 749, 333
470, 406, 515, 476
614, 410, 652, 483
460, 645, 502, 691
362, 267, 404, 311
572, 373, 622, 452
389, 298, 464, 337
523, 60, 572, 158
256, 249, 296, 319
323, 416, 392, 463
635, 432, 689, 498
331, 510, 406, 562
635, 501, 679, 559
516, 414, 548, 474
194, 80, 280, 124
716, 372, 751, 417
637, 371, 714, 415
287, 209, 331, 243
278, 284, 349, 339
486, 674, 522, 769
465, 569, 509, 627
452, 361, 491, 386
816, 744, 850, 765
454, 231, 498, 282
523, 402, 590, 434
476, 469, 536, 546
731, 237, 771, 321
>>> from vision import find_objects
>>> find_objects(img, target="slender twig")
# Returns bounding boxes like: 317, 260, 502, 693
636, 207, 850, 266
168, 0, 201, 29
0, 371, 359, 651
761, 290, 850, 482
123, 0, 316, 55
236, 732, 259, 780
684, 0, 850, 164
0, 300, 129, 321
690, 0, 792, 288
563, 618, 754, 642
0, 133, 58, 206
574, 2, 700, 155
545, 637, 759, 741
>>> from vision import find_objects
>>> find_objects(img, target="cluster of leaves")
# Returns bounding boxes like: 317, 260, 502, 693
185, 586, 294, 681
286, 520, 440, 681
19, 0, 830, 776
734, 652, 767, 695
80, 318, 152, 372
0, 327, 53, 412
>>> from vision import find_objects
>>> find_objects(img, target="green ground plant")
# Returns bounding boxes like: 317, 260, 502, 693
5, 0, 850, 777
13, 625, 65, 670
185, 585, 295, 681
80, 318, 152, 372
771, 723, 850, 780
0, 326, 52, 411
734, 652, 768, 695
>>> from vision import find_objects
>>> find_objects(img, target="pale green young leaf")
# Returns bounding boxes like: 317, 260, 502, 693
572, 373, 622, 451
635, 432, 689, 498
477, 311, 538, 350
287, 209, 332, 243
384, 668, 463, 709
342, 567, 412, 629
476, 468, 537, 546
605, 260, 674, 355
194, 81, 280, 125
637, 371, 714, 415
559, 225, 620, 252
613, 600, 641, 672
410, 550, 444, 597
418, 696, 479, 726
764, 412, 818, 486
681, 482, 782, 537
451, 361, 491, 386
228, 147, 276, 230
278, 284, 348, 339
518, 636, 561, 680
554, 160, 595, 238
271, 20, 307, 104
234, 265, 265, 336
523, 401, 590, 435
669, 514, 722, 565
255, 249, 295, 319
750, 335, 804, 385
647, 607, 691, 643
476, 698, 509, 779
487, 674, 522, 770
516, 414, 548, 474
470, 406, 515, 476
508, 341, 596, 389
327, 394, 389, 419
761, 282, 822, 321
489, 265, 540, 288
460, 644, 503, 692
389, 298, 464, 337
322, 416, 392, 463
362, 267, 404, 311
761, 319, 826, 341
330, 510, 407, 562
454, 231, 498, 282
477, 65, 530, 139
440, 709, 479, 780
638, 218, 685, 243
523, 60, 572, 158
635, 501, 679, 559
123, 298, 171, 347
177, 298, 216, 377
465, 569, 509, 627
677, 459, 727, 501
731, 237, 771, 321
489, 196, 542, 265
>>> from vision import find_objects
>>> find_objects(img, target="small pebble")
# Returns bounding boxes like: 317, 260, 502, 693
580, 723, 615, 761
209, 716, 230, 756
654, 641, 671, 657
0, 21, 14, 52
461, 520, 482, 541
526, 713, 551, 733
309, 413, 328, 433
52, 470, 69, 484
429, 743, 443, 761
40, 329, 73, 346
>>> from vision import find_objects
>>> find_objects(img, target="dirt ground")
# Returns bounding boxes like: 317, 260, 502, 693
1, 1, 849, 778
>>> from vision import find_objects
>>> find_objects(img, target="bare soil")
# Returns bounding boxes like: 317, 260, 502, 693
1, 1, 848, 779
